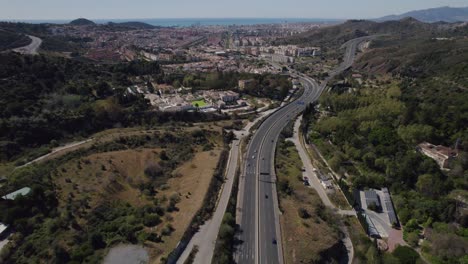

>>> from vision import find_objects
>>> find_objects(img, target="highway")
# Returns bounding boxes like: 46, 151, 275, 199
236, 36, 375, 264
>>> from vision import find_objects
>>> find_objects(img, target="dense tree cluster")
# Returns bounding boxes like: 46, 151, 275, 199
165, 71, 291, 100
305, 36, 468, 263
0, 53, 163, 161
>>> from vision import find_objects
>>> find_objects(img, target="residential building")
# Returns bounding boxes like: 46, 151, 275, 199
238, 79, 254, 90
220, 91, 239, 102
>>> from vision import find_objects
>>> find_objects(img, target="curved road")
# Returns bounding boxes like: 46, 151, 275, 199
236, 36, 375, 264
13, 35, 42, 55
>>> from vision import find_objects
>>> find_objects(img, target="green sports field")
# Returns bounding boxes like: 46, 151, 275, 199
192, 100, 207, 107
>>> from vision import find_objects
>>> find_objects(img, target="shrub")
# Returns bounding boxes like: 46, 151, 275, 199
143, 214, 161, 227
161, 224, 174, 236
392, 246, 420, 264
298, 208, 311, 219
144, 163, 163, 179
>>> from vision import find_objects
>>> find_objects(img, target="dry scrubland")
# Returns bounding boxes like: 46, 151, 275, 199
275, 139, 342, 263
0, 122, 230, 263
53, 125, 225, 262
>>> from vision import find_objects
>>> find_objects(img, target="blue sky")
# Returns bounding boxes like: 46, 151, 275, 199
0, 0, 467, 20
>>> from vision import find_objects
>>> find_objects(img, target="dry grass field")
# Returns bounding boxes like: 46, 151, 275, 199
276, 140, 341, 263
49, 123, 226, 262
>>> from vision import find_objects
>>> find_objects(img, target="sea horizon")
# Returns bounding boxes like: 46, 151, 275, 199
2, 17, 344, 27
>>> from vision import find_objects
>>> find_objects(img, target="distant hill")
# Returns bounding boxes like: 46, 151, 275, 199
377, 6, 468, 23
69, 18, 96, 26
276, 18, 466, 47
110, 21, 156, 29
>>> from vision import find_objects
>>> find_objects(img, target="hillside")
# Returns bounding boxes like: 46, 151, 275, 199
69, 18, 96, 26
276, 18, 467, 48
0, 30, 31, 51
0, 124, 228, 263
108, 21, 156, 29
377, 6, 468, 23
303, 30, 468, 264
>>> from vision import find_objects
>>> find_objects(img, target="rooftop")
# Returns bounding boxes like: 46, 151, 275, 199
418, 142, 457, 158
0, 223, 8, 234
2, 187, 31, 200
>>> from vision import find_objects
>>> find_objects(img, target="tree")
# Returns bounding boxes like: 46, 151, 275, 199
329, 152, 345, 171
298, 208, 311, 219
382, 253, 400, 264
89, 232, 106, 249
416, 174, 440, 198
143, 214, 161, 227
392, 246, 420, 264
147, 80, 155, 93
365, 245, 380, 264
144, 163, 163, 179
406, 232, 419, 247
397, 124, 434, 145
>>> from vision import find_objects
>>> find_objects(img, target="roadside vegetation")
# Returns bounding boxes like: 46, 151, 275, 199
275, 133, 344, 263
212, 168, 240, 264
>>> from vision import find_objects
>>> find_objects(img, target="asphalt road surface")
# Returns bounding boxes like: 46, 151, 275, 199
13, 35, 42, 55
236, 36, 376, 264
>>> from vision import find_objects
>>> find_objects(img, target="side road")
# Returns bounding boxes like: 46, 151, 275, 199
177, 137, 241, 264
289, 116, 355, 264
16, 139, 93, 169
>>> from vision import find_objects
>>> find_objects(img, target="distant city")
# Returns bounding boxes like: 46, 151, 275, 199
6, 17, 343, 27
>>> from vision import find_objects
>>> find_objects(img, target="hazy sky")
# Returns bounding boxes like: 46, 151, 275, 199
0, 0, 467, 20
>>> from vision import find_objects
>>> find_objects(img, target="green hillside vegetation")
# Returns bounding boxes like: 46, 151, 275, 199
69, 18, 96, 26
0, 30, 31, 51
303, 35, 468, 263
0, 51, 290, 164
107, 21, 157, 29
40, 35, 92, 53
167, 71, 291, 100
0, 53, 165, 163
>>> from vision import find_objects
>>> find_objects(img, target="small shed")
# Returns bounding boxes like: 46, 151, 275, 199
2, 187, 31, 200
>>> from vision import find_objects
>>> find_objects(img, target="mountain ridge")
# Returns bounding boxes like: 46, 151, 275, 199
377, 6, 468, 23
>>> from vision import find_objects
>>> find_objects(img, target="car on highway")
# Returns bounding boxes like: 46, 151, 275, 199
252, 155, 255, 159
272, 239, 277, 245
